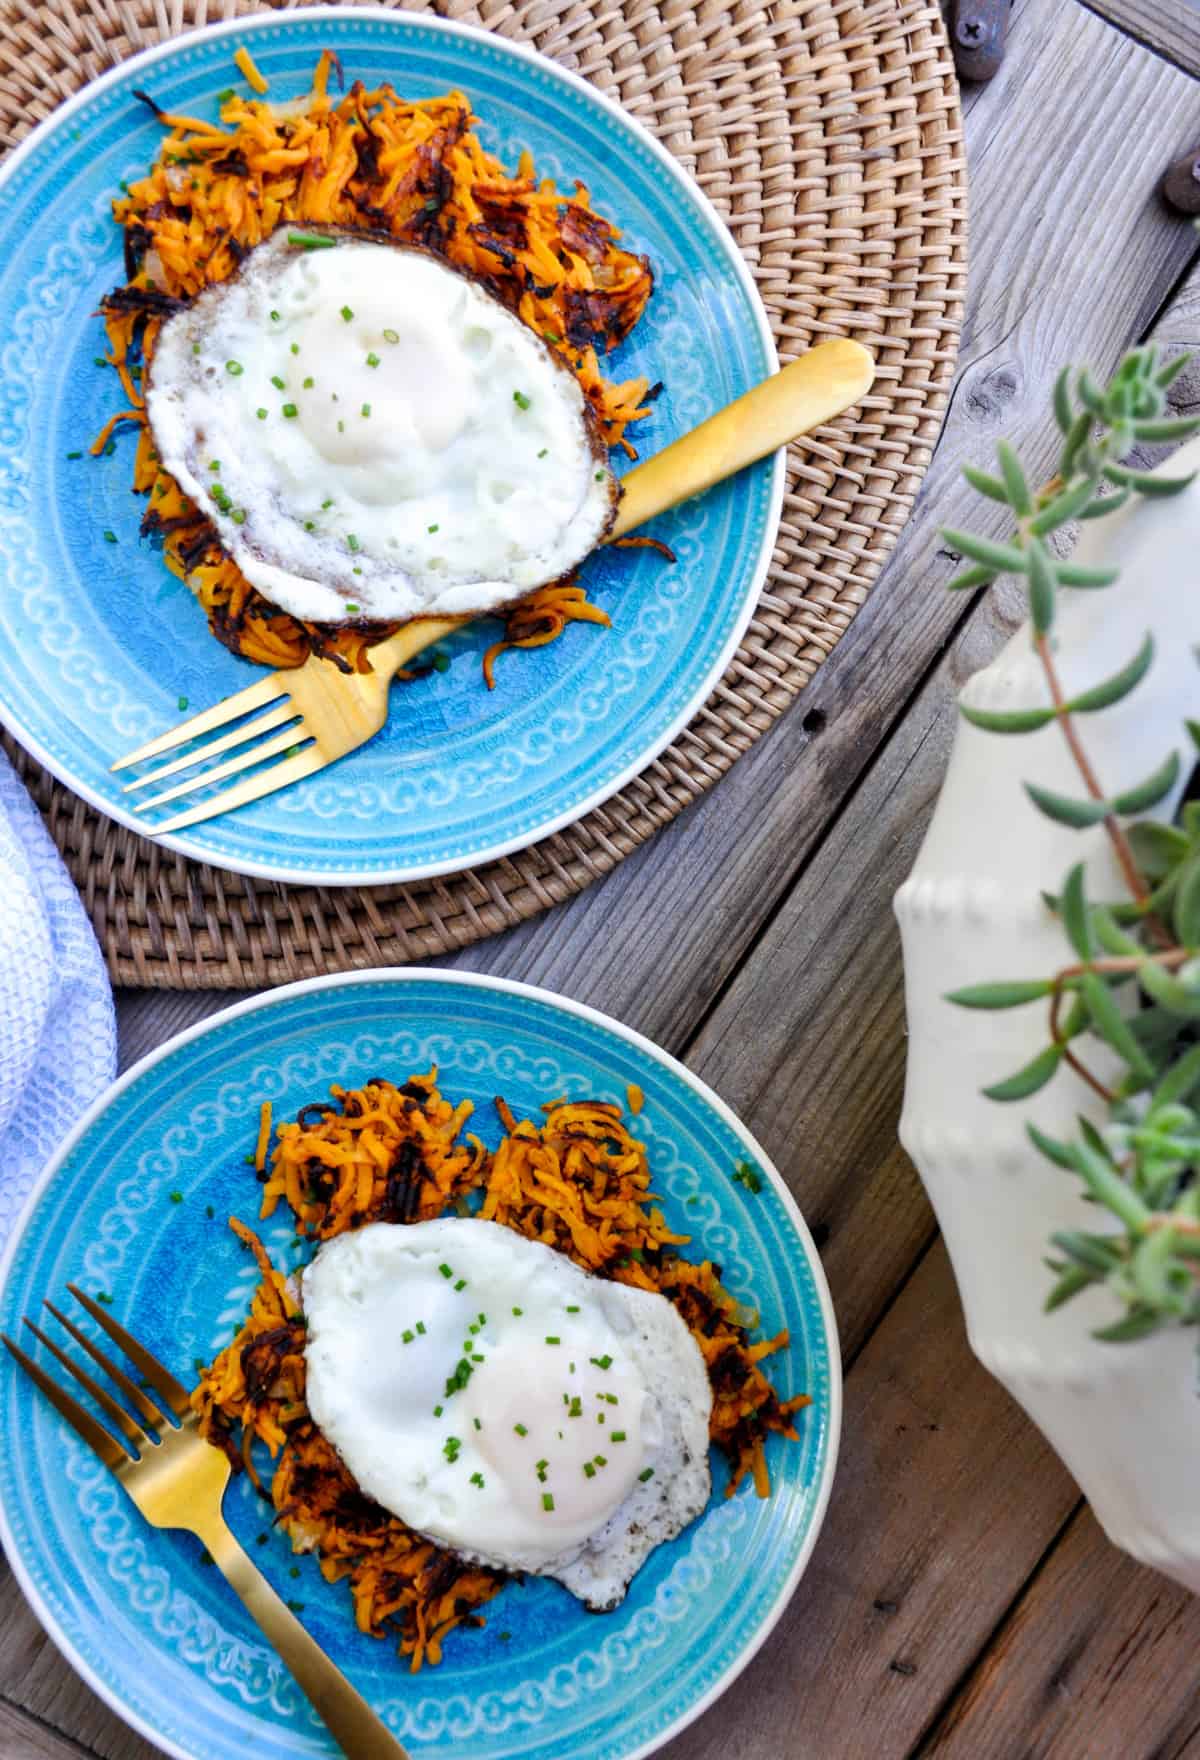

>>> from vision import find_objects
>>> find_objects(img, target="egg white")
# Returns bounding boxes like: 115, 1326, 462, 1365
145, 228, 618, 625
302, 1217, 712, 1610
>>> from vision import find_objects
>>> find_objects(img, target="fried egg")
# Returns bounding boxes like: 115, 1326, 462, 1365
145, 228, 618, 625
302, 1217, 712, 1610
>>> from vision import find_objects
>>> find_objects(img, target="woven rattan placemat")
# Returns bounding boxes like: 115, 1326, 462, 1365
0, 0, 965, 987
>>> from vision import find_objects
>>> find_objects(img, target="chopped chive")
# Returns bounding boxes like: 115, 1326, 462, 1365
66, 450, 82, 460
433, 1404, 443, 1416
289, 1566, 301, 1578
473, 1417, 482, 1431
366, 352, 380, 368
270, 309, 281, 321
514, 1423, 528, 1436
512, 1307, 523, 1316
432, 651, 451, 672
218, 88, 235, 103
537, 448, 548, 458
545, 1336, 560, 1346
231, 508, 247, 525
209, 460, 221, 473
256, 407, 268, 420
443, 1436, 461, 1462
256, 1532, 269, 1546
347, 533, 360, 552
225, 360, 244, 376
286, 1599, 305, 1613
568, 1397, 582, 1417
102, 529, 117, 544
282, 403, 299, 418
542, 1492, 555, 1511
304, 520, 316, 532
566, 1305, 580, 1313
536, 1459, 548, 1481
402, 1329, 414, 1343
590, 1355, 612, 1371
583, 1461, 596, 1478
638, 1467, 655, 1482
169, 1189, 183, 1204
383, 327, 399, 343
104, 440, 115, 456
290, 342, 300, 356
440, 1264, 453, 1278
597, 1413, 605, 1423
284, 745, 302, 759
352, 566, 362, 577
594, 1454, 608, 1468
93, 355, 108, 368
611, 1431, 627, 1442
470, 1471, 485, 1487
337, 420, 345, 432
470, 1353, 483, 1362
427, 523, 439, 533
287, 230, 337, 250
603, 1393, 619, 1405
303, 376, 314, 389
361, 403, 371, 418
341, 306, 354, 322
321, 497, 334, 510
477, 1313, 486, 1326
455, 1278, 467, 1291
416, 1321, 426, 1335
205, 1203, 214, 1218
270, 374, 286, 390
345, 603, 360, 615
513, 390, 531, 411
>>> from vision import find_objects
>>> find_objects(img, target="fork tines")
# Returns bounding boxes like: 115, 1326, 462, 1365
111, 674, 322, 834
2, 1283, 191, 1466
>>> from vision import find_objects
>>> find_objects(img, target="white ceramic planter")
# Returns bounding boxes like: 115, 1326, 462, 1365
896, 435, 1200, 1594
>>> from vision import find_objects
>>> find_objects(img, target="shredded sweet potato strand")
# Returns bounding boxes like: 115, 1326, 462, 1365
192, 1069, 808, 1671
100, 57, 657, 677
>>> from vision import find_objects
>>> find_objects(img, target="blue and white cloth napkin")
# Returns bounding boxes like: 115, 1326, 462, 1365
0, 750, 115, 1253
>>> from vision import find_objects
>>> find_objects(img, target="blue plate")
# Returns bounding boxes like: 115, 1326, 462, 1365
0, 972, 838, 1760
0, 8, 781, 886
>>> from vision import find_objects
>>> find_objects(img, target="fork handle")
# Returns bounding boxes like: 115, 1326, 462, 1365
197, 1513, 410, 1759
364, 337, 876, 681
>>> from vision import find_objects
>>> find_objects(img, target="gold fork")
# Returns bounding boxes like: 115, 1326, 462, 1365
3, 1286, 409, 1760
113, 337, 875, 834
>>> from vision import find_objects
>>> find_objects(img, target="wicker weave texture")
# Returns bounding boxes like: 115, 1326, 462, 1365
0, 0, 966, 987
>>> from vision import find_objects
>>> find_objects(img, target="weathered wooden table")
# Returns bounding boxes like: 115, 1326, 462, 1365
5, 2, 1200, 1754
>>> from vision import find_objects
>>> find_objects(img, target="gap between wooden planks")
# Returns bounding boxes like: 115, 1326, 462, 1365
6, 3, 1200, 1759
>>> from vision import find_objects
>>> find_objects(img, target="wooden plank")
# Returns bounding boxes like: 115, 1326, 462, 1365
920, 1505, 1200, 1759
447, 0, 1200, 1060
1084, 0, 1200, 77
0, 1700, 106, 1760
655, 1242, 1078, 1760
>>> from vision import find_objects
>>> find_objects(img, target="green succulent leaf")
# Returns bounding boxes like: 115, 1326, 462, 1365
1064, 632, 1154, 715
1070, 1134, 1153, 1231
1109, 750, 1181, 816
946, 562, 999, 592
1023, 782, 1110, 829
959, 701, 1056, 734
1104, 460, 1198, 497
1185, 720, 1200, 753
945, 979, 1055, 1009
961, 462, 1010, 503
1077, 368, 1106, 415
1028, 1121, 1081, 1171
1153, 351, 1191, 388
1053, 560, 1121, 587
1173, 852, 1200, 948
983, 1043, 1063, 1102
1052, 365, 1074, 434
1079, 972, 1157, 1083
1060, 863, 1092, 960
1151, 1043, 1200, 1110
1077, 486, 1131, 520
1060, 408, 1093, 478
1127, 416, 1200, 443
1045, 1263, 1099, 1312
996, 440, 1032, 516
1049, 1230, 1123, 1274
1090, 904, 1142, 958
1139, 960, 1200, 1020
1026, 539, 1057, 636
1091, 1306, 1166, 1343
1126, 820, 1189, 879
1028, 475, 1102, 536
939, 527, 1029, 575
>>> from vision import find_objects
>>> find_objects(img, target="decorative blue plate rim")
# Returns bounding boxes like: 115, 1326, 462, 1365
0, 6, 784, 889
0, 968, 840, 1760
